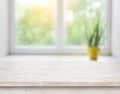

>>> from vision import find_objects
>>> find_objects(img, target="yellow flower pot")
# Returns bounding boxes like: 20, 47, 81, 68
88, 47, 100, 60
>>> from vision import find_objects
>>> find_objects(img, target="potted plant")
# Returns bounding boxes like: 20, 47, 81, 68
85, 18, 104, 60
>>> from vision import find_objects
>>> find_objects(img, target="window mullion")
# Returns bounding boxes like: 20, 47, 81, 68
56, 0, 64, 51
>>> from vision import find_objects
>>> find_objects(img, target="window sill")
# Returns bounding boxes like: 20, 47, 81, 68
0, 55, 120, 87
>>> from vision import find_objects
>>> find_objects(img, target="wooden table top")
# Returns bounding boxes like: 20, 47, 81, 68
0, 55, 120, 87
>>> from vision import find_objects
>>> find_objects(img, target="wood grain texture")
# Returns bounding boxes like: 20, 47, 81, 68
0, 87, 120, 94
0, 88, 26, 94
0, 55, 120, 87
25, 87, 120, 94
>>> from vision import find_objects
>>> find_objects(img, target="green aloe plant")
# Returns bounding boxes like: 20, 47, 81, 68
85, 18, 104, 48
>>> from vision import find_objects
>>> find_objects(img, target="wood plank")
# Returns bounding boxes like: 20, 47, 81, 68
0, 55, 119, 87
0, 87, 120, 94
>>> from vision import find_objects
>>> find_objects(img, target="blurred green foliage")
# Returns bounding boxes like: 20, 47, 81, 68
16, 0, 105, 46
66, 0, 105, 45
16, 0, 55, 45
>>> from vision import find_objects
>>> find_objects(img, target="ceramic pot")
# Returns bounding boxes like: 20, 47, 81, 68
88, 47, 100, 60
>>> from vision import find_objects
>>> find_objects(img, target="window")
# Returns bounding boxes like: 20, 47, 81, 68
10, 0, 110, 54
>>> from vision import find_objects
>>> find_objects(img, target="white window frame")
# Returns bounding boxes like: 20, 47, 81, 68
9, 0, 111, 55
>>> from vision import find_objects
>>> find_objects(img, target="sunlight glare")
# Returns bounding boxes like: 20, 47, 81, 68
20, 0, 49, 6
66, 10, 74, 22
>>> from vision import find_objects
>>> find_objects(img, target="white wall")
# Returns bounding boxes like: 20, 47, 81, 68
0, 0, 9, 57
112, 0, 120, 58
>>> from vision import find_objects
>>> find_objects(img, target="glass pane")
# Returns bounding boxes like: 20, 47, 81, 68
65, 0, 106, 46
15, 0, 56, 46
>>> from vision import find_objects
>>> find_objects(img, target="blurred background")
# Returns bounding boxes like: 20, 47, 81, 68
15, 0, 105, 47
